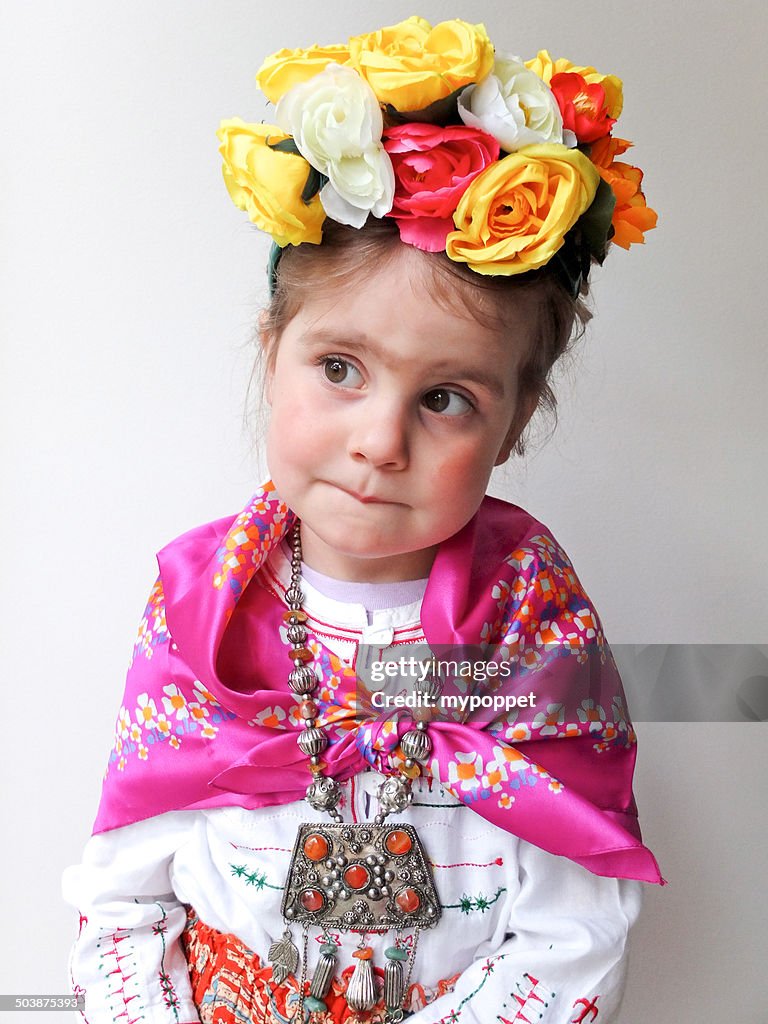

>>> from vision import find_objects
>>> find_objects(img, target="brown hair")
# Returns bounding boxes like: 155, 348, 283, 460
261, 219, 592, 456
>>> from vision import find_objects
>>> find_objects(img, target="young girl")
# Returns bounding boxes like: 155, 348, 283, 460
63, 17, 661, 1024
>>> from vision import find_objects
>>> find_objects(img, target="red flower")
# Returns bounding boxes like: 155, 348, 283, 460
383, 123, 500, 251
550, 72, 615, 143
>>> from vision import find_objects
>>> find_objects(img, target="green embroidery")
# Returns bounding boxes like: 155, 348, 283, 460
442, 887, 506, 915
229, 863, 284, 891
152, 903, 180, 1022
426, 955, 502, 1023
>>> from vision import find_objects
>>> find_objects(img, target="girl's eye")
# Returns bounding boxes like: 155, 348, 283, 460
422, 389, 472, 416
322, 357, 362, 388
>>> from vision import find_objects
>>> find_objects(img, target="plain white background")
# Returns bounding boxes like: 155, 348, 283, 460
1, 1, 766, 1021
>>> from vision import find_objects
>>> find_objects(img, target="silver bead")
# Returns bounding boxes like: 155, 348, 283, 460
287, 624, 307, 644
298, 727, 328, 757
306, 777, 342, 812
285, 586, 303, 605
377, 775, 412, 814
288, 665, 316, 694
415, 673, 442, 701
401, 728, 432, 761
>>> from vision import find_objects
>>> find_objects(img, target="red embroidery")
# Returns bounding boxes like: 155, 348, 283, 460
500, 972, 543, 1022
571, 994, 600, 1022
430, 856, 504, 868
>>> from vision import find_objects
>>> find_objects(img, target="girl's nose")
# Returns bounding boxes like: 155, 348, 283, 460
348, 399, 410, 470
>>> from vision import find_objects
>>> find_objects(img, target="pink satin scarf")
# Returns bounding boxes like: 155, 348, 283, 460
94, 481, 662, 884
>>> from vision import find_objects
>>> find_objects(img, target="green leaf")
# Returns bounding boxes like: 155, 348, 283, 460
267, 241, 282, 295
577, 177, 616, 263
266, 136, 302, 156
301, 167, 328, 204
553, 235, 584, 300
383, 85, 467, 127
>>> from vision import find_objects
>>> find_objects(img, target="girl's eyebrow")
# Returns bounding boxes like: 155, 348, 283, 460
298, 328, 508, 399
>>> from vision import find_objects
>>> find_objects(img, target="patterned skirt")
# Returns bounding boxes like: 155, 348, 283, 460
182, 908, 458, 1024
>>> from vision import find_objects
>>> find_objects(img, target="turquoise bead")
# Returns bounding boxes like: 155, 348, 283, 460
304, 995, 327, 1012
319, 943, 338, 956
384, 945, 408, 961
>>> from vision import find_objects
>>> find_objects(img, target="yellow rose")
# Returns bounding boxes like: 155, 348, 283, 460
217, 119, 325, 247
349, 16, 494, 112
256, 43, 352, 105
526, 49, 623, 120
445, 144, 600, 275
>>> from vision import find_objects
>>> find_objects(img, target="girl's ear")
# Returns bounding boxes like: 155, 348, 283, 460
495, 392, 539, 466
258, 311, 276, 405
494, 432, 517, 467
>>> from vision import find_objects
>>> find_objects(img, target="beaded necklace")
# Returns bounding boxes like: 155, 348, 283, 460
270, 524, 441, 1021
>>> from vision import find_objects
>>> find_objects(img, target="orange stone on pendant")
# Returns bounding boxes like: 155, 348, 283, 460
289, 647, 313, 662
343, 864, 370, 890
303, 833, 328, 861
385, 829, 412, 855
283, 609, 308, 623
352, 946, 373, 960
299, 700, 317, 719
300, 888, 324, 912
395, 887, 420, 914
400, 762, 421, 780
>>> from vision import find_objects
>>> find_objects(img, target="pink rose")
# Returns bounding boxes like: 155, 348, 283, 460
383, 123, 500, 251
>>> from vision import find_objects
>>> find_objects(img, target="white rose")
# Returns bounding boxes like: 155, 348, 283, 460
458, 54, 575, 152
276, 63, 395, 228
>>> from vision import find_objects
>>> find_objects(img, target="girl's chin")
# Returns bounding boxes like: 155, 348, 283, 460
298, 525, 438, 582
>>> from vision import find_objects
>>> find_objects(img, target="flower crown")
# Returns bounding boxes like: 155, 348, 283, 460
217, 16, 657, 297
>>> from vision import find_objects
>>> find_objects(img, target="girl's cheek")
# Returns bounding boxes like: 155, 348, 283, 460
430, 436, 501, 491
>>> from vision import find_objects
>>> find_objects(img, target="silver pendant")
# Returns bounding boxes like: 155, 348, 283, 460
282, 822, 441, 931
346, 954, 376, 1012
267, 928, 299, 984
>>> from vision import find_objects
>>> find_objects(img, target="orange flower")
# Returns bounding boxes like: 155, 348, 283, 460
590, 136, 658, 249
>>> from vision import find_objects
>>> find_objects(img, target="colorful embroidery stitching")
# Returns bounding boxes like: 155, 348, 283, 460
571, 995, 601, 1022
152, 904, 181, 1022
95, 927, 145, 1024
500, 972, 557, 1023
229, 864, 284, 892
442, 887, 507, 914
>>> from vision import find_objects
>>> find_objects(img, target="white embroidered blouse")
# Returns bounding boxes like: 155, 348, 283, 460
63, 544, 642, 1024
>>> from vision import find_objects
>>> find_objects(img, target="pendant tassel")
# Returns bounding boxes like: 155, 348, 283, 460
346, 946, 376, 1012
384, 945, 408, 1014
309, 942, 335, 999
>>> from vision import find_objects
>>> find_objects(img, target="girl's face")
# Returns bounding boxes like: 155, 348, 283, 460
263, 246, 531, 582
